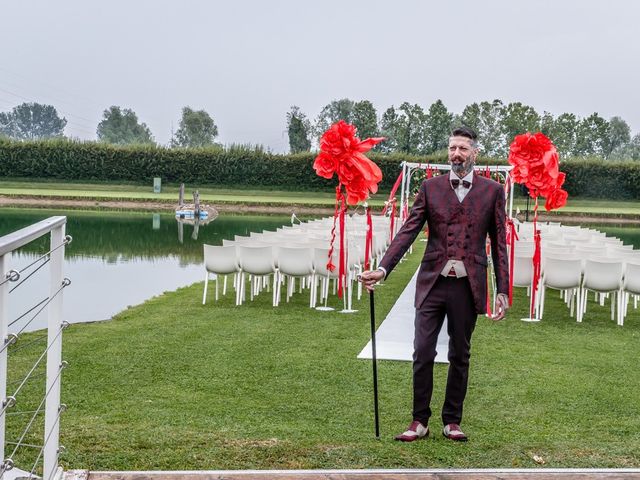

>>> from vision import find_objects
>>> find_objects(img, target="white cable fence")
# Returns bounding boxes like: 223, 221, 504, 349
0, 217, 70, 480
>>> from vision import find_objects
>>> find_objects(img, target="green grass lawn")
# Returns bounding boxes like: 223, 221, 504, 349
7, 245, 640, 471
511, 197, 640, 216
0, 180, 348, 207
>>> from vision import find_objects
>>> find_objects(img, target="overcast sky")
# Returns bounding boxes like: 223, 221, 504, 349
2, 0, 639, 152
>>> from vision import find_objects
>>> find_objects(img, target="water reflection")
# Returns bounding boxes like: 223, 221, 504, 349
1, 209, 639, 333
0, 208, 293, 332
0, 209, 292, 263
176, 213, 216, 243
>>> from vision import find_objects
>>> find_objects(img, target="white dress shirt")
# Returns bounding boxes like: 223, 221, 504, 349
450, 169, 474, 203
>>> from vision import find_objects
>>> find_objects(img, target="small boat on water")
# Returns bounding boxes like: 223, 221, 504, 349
176, 205, 218, 220
175, 204, 218, 220
174, 185, 218, 242
175, 184, 218, 221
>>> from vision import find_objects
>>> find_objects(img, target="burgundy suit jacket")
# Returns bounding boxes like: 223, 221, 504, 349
379, 172, 509, 314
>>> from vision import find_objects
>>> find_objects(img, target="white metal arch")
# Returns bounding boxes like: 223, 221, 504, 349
398, 162, 515, 222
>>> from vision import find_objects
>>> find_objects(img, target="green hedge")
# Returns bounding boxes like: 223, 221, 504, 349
560, 158, 640, 200
0, 139, 638, 199
0, 138, 447, 191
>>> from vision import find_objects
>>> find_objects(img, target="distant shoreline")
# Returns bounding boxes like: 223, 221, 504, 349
1, 194, 639, 224
0, 195, 334, 216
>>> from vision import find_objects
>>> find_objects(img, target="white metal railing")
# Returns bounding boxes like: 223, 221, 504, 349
399, 162, 515, 220
0, 216, 70, 480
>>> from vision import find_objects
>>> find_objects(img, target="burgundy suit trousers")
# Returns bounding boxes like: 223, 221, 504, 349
412, 275, 477, 426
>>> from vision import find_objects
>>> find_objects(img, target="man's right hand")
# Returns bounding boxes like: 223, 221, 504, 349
358, 269, 385, 292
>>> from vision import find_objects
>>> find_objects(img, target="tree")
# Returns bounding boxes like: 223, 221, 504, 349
0, 102, 66, 140
538, 112, 580, 158
286, 106, 311, 153
379, 106, 399, 154
460, 100, 505, 157
459, 103, 482, 133
423, 99, 453, 154
540, 111, 555, 137
379, 102, 426, 154
352, 100, 379, 140
501, 102, 541, 149
574, 113, 609, 157
96, 106, 154, 145
171, 107, 218, 148
314, 98, 355, 140
610, 133, 640, 160
550, 113, 579, 157
604, 116, 631, 159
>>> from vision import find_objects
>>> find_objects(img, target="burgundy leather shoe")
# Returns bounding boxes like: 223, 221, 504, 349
443, 423, 468, 441
394, 420, 429, 442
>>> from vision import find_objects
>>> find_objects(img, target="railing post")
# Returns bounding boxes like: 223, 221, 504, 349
44, 224, 65, 480
0, 252, 9, 466
399, 162, 407, 224
508, 170, 515, 219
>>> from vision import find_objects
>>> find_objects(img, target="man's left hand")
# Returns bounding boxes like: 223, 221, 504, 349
491, 293, 509, 321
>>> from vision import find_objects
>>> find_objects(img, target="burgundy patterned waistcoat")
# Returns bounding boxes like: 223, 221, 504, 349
379, 173, 509, 314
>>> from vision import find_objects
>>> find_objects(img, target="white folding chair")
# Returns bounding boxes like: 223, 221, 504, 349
517, 222, 535, 239
313, 247, 341, 309
514, 240, 535, 256
237, 245, 277, 306
348, 236, 368, 300
544, 245, 575, 256
574, 245, 605, 256
580, 258, 624, 325
512, 253, 534, 296
620, 261, 640, 326
275, 246, 315, 307
538, 256, 583, 322
202, 244, 241, 305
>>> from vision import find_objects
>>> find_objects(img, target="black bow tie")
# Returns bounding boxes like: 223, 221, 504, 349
451, 179, 471, 189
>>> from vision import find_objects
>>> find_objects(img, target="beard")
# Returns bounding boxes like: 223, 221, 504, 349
451, 154, 474, 178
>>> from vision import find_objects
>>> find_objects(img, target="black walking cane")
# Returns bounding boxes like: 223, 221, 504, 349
368, 289, 380, 439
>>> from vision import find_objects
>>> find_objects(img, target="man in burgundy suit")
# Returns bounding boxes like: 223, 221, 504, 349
360, 126, 509, 442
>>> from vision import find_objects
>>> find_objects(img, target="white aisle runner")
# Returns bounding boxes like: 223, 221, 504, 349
358, 268, 449, 363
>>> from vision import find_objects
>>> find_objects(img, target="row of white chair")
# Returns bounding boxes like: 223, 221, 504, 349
202, 215, 392, 309
512, 247, 640, 325
516, 222, 618, 246
203, 244, 346, 308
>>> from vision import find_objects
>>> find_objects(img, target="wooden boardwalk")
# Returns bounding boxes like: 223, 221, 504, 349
65, 468, 640, 480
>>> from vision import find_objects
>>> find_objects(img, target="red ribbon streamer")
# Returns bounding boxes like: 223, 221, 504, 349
326, 185, 341, 273
338, 193, 347, 298
530, 198, 541, 318
382, 171, 403, 215
364, 206, 373, 271
486, 271, 493, 316
506, 218, 519, 306
326, 185, 347, 298
485, 242, 493, 316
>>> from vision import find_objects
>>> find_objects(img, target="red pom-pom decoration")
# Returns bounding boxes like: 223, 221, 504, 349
312, 121, 385, 299
313, 120, 384, 205
508, 132, 568, 211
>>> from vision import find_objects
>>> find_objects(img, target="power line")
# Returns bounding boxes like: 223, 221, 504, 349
0, 67, 103, 118
0, 85, 96, 130
0, 66, 104, 111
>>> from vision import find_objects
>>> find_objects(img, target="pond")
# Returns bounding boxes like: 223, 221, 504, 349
0, 208, 296, 332
1, 208, 639, 333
